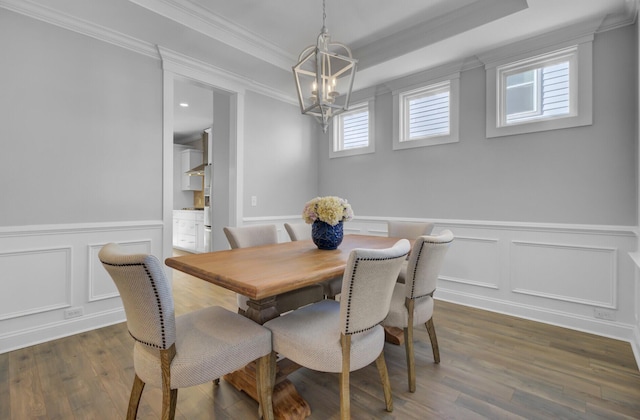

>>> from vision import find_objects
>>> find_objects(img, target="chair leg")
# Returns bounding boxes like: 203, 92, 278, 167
425, 317, 440, 364
126, 374, 145, 420
403, 325, 416, 393
404, 297, 416, 392
256, 352, 275, 420
340, 334, 351, 420
160, 345, 177, 420
160, 388, 178, 420
374, 351, 393, 412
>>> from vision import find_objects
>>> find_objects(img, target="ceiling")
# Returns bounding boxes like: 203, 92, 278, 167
173, 77, 214, 143
5, 0, 636, 141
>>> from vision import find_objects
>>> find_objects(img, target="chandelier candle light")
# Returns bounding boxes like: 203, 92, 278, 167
293, 0, 357, 133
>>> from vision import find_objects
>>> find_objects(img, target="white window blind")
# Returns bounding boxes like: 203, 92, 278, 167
341, 108, 369, 150
331, 100, 374, 158
393, 76, 459, 150
408, 89, 450, 139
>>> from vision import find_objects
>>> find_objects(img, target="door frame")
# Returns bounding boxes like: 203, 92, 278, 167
160, 47, 245, 267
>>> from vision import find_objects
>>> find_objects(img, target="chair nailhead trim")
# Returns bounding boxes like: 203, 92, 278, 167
409, 238, 453, 299
344, 254, 408, 335
100, 260, 168, 349
409, 242, 426, 299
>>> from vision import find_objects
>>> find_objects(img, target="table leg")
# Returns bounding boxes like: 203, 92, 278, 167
245, 296, 280, 324
226, 296, 312, 419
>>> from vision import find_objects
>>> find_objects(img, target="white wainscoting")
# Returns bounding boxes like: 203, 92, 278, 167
244, 215, 638, 347
0, 221, 163, 354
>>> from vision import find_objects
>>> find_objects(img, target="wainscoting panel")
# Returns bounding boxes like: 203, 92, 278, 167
511, 240, 617, 308
440, 236, 500, 289
0, 221, 163, 354
0, 246, 72, 320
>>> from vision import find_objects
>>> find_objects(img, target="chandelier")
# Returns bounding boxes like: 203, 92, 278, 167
292, 0, 357, 133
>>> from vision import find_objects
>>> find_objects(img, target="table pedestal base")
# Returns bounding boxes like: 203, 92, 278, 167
224, 358, 311, 420
384, 326, 405, 345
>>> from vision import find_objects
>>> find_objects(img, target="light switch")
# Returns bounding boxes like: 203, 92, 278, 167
251, 196, 257, 206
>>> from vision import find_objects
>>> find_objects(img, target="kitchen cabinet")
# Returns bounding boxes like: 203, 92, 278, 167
195, 212, 205, 253
181, 149, 203, 191
173, 210, 205, 253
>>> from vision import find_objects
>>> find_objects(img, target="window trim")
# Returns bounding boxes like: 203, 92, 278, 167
392, 74, 460, 150
486, 39, 592, 138
330, 99, 375, 159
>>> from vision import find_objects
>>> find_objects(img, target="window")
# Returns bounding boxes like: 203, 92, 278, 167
500, 47, 575, 126
486, 39, 592, 138
393, 75, 459, 150
331, 100, 374, 158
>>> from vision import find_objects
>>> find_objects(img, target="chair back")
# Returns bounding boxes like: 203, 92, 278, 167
98, 243, 176, 350
340, 239, 410, 335
223, 225, 278, 249
405, 230, 454, 299
387, 221, 434, 240
284, 222, 311, 241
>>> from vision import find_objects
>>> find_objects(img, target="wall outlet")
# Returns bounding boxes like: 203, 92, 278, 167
251, 196, 257, 207
593, 307, 616, 321
64, 307, 84, 319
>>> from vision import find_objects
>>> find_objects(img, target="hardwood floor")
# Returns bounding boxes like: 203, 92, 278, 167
2, 250, 639, 419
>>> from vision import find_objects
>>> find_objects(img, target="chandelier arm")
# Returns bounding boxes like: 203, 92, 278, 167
327, 42, 354, 58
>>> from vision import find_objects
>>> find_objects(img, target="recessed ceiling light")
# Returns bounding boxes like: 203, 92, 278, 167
179, 102, 189, 107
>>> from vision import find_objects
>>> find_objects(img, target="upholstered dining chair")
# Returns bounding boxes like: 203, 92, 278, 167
284, 222, 342, 299
223, 225, 324, 314
264, 239, 411, 420
387, 220, 434, 284
283, 222, 310, 242
98, 243, 274, 420
387, 220, 434, 240
382, 230, 454, 392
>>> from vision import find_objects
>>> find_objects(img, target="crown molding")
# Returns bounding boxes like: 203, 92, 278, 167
0, 0, 159, 59
352, 0, 528, 72
129, 0, 295, 71
477, 18, 599, 67
0, 0, 297, 105
158, 46, 297, 105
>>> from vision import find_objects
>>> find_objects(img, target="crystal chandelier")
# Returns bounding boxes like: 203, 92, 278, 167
292, 0, 357, 133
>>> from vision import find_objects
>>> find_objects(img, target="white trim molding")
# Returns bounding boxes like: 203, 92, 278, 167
0, 0, 159, 58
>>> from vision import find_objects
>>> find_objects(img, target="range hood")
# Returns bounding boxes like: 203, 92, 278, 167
185, 129, 210, 176
185, 163, 206, 176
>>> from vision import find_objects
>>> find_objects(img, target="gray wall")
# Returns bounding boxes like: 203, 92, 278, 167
318, 26, 637, 226
0, 10, 163, 226
211, 91, 231, 251
243, 91, 319, 217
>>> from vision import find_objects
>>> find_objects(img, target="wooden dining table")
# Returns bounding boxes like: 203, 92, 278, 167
165, 234, 404, 419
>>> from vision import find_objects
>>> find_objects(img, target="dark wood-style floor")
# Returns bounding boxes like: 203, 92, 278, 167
2, 250, 639, 419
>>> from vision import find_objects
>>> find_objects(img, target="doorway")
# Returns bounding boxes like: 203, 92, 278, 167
161, 58, 246, 262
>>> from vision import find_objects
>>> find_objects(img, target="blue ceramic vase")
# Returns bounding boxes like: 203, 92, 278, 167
312, 220, 344, 250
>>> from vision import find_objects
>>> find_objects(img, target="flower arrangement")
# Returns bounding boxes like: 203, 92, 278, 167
303, 196, 354, 226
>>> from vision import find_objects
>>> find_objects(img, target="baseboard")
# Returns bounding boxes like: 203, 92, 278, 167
435, 288, 636, 344
0, 306, 126, 354
632, 325, 640, 370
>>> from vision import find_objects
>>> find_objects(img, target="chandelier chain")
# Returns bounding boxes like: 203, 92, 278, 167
322, 0, 326, 29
